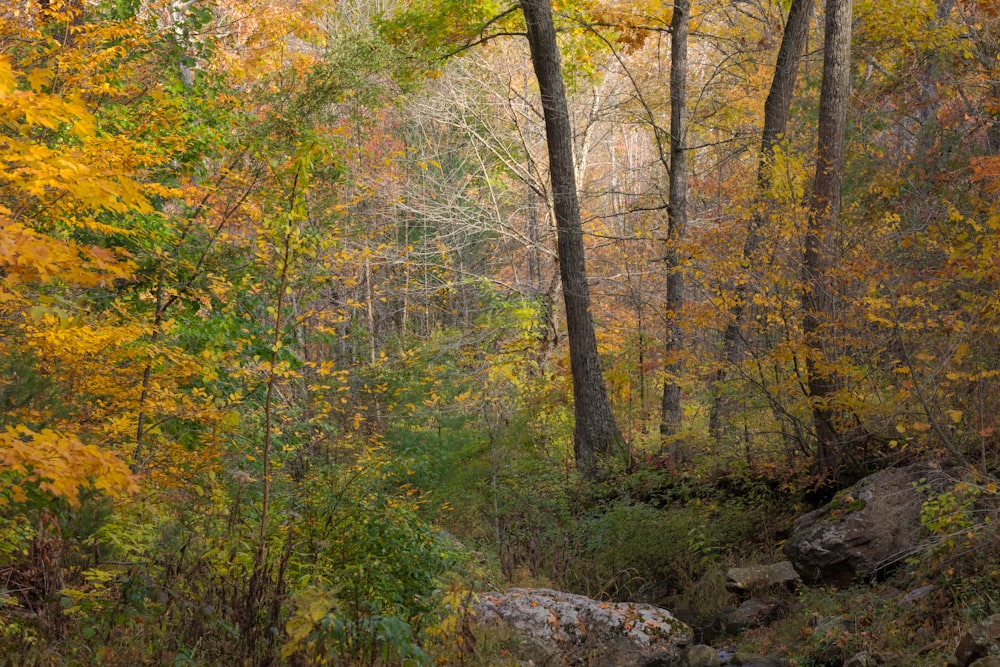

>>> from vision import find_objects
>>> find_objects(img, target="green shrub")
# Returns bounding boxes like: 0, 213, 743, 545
565, 498, 762, 604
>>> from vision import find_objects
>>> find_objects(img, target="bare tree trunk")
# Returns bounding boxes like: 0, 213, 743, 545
527, 174, 542, 292
713, 0, 814, 443
521, 0, 625, 477
803, 0, 853, 479
660, 0, 688, 455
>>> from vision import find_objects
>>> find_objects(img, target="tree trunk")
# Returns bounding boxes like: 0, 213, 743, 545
714, 0, 814, 443
521, 0, 625, 477
660, 0, 688, 455
803, 0, 853, 479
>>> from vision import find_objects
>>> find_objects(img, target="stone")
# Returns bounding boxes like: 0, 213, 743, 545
726, 561, 800, 595
783, 464, 952, 586
684, 644, 720, 667
725, 597, 782, 634
970, 658, 1000, 667
898, 584, 935, 606
475, 588, 692, 666
511, 635, 558, 665
955, 615, 1000, 666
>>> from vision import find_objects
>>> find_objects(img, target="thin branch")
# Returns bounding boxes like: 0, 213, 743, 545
441, 30, 527, 59
581, 23, 672, 180
440, 5, 523, 59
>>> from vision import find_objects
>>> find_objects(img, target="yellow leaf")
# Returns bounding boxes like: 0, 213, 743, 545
27, 68, 53, 93
0, 56, 15, 92
947, 410, 964, 424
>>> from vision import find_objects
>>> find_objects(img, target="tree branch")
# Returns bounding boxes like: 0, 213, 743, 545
440, 5, 523, 59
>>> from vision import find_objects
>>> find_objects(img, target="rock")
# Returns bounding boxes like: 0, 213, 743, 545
726, 561, 799, 595
475, 588, 692, 666
970, 658, 1000, 667
783, 464, 952, 586
899, 584, 936, 607
955, 615, 1000, 666
684, 644, 720, 667
511, 635, 558, 665
725, 597, 782, 634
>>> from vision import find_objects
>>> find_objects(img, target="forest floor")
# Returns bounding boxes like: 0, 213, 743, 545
439, 461, 998, 667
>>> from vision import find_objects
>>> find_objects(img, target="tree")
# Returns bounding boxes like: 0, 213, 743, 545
802, 0, 853, 478
659, 0, 689, 453
713, 0, 814, 443
521, 0, 625, 476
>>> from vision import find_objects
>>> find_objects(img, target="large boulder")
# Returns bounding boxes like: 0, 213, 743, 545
953, 615, 1000, 666
725, 597, 782, 634
474, 588, 692, 666
726, 561, 799, 595
783, 464, 951, 586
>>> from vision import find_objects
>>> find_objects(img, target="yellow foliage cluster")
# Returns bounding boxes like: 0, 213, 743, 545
0, 9, 174, 505
0, 425, 137, 507
0, 52, 146, 301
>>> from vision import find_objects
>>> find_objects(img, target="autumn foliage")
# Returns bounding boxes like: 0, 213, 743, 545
1, 0, 999, 664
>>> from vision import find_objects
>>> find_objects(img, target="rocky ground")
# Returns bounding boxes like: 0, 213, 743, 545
467, 463, 1000, 666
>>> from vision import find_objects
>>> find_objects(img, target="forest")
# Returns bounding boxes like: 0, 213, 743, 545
1, 0, 998, 664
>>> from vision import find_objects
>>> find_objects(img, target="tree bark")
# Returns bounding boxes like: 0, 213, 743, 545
713, 0, 814, 443
660, 0, 689, 454
803, 0, 852, 478
521, 0, 625, 476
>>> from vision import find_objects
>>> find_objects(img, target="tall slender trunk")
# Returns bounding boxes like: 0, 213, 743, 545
365, 257, 377, 365
803, 0, 853, 478
660, 0, 688, 454
258, 228, 293, 567
527, 175, 542, 292
521, 0, 625, 477
713, 0, 814, 443
133, 263, 165, 473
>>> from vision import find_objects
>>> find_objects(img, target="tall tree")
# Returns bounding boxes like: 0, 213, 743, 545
521, 0, 625, 476
659, 0, 688, 452
803, 0, 853, 478
712, 0, 814, 443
